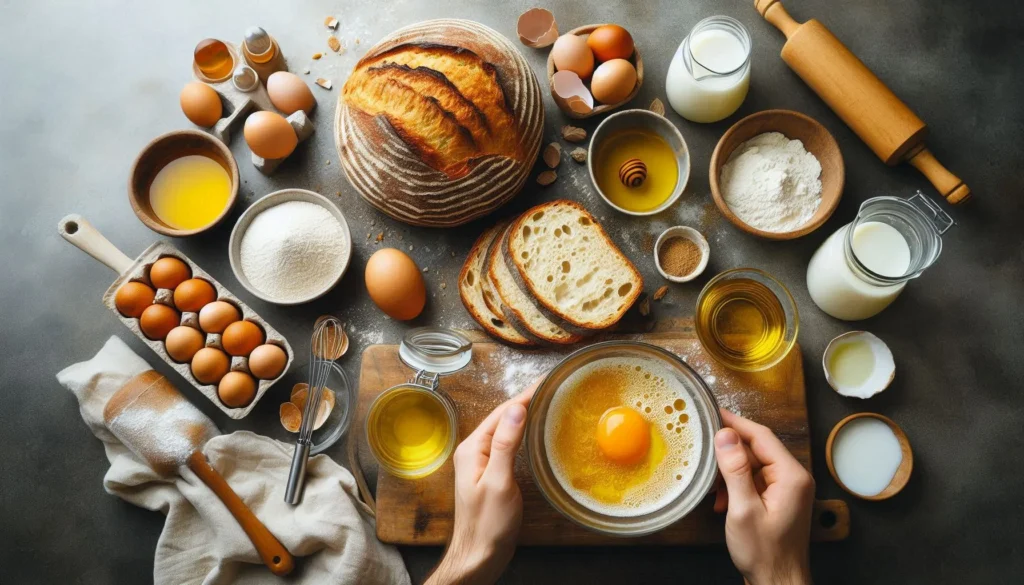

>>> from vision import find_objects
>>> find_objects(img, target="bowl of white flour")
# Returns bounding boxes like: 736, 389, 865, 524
229, 189, 352, 305
709, 109, 844, 240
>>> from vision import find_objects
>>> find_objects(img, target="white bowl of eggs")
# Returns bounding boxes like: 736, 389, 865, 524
525, 341, 722, 536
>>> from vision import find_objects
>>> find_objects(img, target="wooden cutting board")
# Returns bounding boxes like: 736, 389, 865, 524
355, 322, 849, 545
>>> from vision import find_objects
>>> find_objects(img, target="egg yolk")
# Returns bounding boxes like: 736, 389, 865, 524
596, 406, 651, 465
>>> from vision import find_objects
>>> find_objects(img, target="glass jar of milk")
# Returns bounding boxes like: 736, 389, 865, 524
666, 16, 751, 123
806, 193, 953, 320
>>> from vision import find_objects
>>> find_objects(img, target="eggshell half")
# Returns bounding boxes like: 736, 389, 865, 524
517, 8, 558, 48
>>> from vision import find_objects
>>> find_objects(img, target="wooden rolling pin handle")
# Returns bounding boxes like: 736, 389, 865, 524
907, 148, 972, 204
58, 214, 135, 275
810, 499, 850, 542
756, 0, 801, 37
187, 451, 295, 576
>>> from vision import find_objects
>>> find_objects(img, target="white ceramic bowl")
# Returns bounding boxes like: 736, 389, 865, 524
822, 331, 895, 399
229, 189, 352, 305
587, 109, 691, 216
654, 226, 710, 283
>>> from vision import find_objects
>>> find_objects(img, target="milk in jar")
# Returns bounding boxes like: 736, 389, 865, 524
806, 194, 952, 321
666, 16, 751, 123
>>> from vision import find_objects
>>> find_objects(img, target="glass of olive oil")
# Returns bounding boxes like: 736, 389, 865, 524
695, 268, 798, 372
365, 327, 471, 479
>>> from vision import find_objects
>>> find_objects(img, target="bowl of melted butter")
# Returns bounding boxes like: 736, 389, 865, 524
525, 341, 721, 536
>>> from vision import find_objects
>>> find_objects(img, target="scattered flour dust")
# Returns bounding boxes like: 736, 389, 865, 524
491, 346, 563, 398
720, 132, 822, 233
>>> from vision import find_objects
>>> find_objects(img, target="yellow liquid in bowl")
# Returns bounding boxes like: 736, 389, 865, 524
367, 386, 454, 478
696, 277, 790, 371
595, 129, 679, 213
149, 155, 231, 230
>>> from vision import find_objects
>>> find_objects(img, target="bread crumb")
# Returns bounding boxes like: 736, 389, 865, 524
653, 285, 669, 301
570, 147, 587, 163
327, 36, 341, 52
376, 232, 384, 242
312, 53, 323, 60
325, 16, 339, 30
315, 78, 333, 90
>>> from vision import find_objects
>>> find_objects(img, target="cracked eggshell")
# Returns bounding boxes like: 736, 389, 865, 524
517, 8, 558, 48
823, 331, 895, 399
551, 70, 594, 116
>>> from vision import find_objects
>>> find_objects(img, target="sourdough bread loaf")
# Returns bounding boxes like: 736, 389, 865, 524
459, 224, 535, 346
337, 19, 544, 227
507, 200, 643, 330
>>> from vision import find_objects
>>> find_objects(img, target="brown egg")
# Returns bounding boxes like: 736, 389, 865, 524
590, 59, 637, 104
115, 281, 155, 318
218, 372, 257, 408
150, 257, 192, 290
164, 326, 205, 363
248, 344, 288, 379
180, 81, 222, 128
174, 278, 217, 313
243, 111, 297, 159
198, 300, 240, 333
222, 320, 265, 356
551, 34, 594, 79
139, 304, 180, 340
365, 248, 426, 320
191, 347, 230, 385
266, 72, 315, 115
586, 25, 634, 62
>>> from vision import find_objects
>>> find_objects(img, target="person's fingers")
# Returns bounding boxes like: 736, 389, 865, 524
483, 403, 527, 483
721, 408, 802, 474
714, 427, 763, 516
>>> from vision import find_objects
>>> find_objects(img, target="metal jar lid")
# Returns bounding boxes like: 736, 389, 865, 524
399, 327, 472, 387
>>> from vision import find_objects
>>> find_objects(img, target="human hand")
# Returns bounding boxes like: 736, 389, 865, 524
715, 409, 815, 585
425, 380, 539, 585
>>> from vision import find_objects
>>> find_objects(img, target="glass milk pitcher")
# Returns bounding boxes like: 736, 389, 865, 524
665, 16, 751, 123
806, 193, 953, 321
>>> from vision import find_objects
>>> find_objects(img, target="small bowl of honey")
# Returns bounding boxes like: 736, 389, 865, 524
129, 129, 239, 237
588, 109, 690, 216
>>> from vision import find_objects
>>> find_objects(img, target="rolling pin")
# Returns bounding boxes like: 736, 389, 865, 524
103, 370, 295, 576
754, 0, 970, 204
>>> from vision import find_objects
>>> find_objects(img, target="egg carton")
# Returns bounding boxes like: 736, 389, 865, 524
101, 242, 294, 419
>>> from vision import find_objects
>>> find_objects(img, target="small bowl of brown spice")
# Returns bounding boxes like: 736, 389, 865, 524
654, 226, 709, 283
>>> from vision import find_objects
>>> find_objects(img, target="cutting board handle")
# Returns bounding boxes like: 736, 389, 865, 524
187, 451, 295, 576
907, 148, 972, 204
810, 499, 850, 542
756, 0, 802, 37
58, 214, 135, 275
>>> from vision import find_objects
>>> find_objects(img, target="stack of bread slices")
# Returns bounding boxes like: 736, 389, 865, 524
459, 200, 643, 346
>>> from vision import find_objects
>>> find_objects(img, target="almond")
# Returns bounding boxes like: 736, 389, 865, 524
537, 170, 557, 186
649, 98, 666, 116
653, 285, 669, 301
542, 142, 561, 168
561, 125, 587, 142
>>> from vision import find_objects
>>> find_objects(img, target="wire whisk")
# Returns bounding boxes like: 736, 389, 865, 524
284, 315, 346, 504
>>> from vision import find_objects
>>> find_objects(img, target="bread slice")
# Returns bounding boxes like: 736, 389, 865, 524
487, 224, 582, 345
507, 200, 643, 330
459, 225, 534, 346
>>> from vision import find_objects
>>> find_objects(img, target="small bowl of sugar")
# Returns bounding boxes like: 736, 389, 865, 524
229, 189, 352, 305
709, 109, 844, 240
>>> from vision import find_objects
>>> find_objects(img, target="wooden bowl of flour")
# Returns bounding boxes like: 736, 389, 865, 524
710, 110, 844, 240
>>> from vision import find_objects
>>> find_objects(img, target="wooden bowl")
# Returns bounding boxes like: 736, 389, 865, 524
826, 413, 913, 501
709, 109, 844, 240
128, 129, 239, 237
547, 24, 644, 119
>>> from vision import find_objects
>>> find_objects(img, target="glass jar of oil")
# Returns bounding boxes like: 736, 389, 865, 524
365, 328, 471, 479
695, 268, 798, 372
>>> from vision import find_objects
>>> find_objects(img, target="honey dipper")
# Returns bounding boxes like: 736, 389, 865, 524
103, 370, 294, 576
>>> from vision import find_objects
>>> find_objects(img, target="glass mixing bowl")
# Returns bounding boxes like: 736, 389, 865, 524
525, 341, 722, 537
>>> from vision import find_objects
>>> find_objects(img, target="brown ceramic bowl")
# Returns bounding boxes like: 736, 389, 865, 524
709, 109, 844, 240
128, 129, 239, 237
826, 412, 913, 501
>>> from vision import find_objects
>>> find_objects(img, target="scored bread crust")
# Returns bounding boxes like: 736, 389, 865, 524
458, 225, 535, 346
336, 19, 543, 228
487, 224, 582, 344
507, 200, 643, 330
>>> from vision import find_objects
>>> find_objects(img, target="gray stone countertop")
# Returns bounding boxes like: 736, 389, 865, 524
1, 0, 1021, 583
